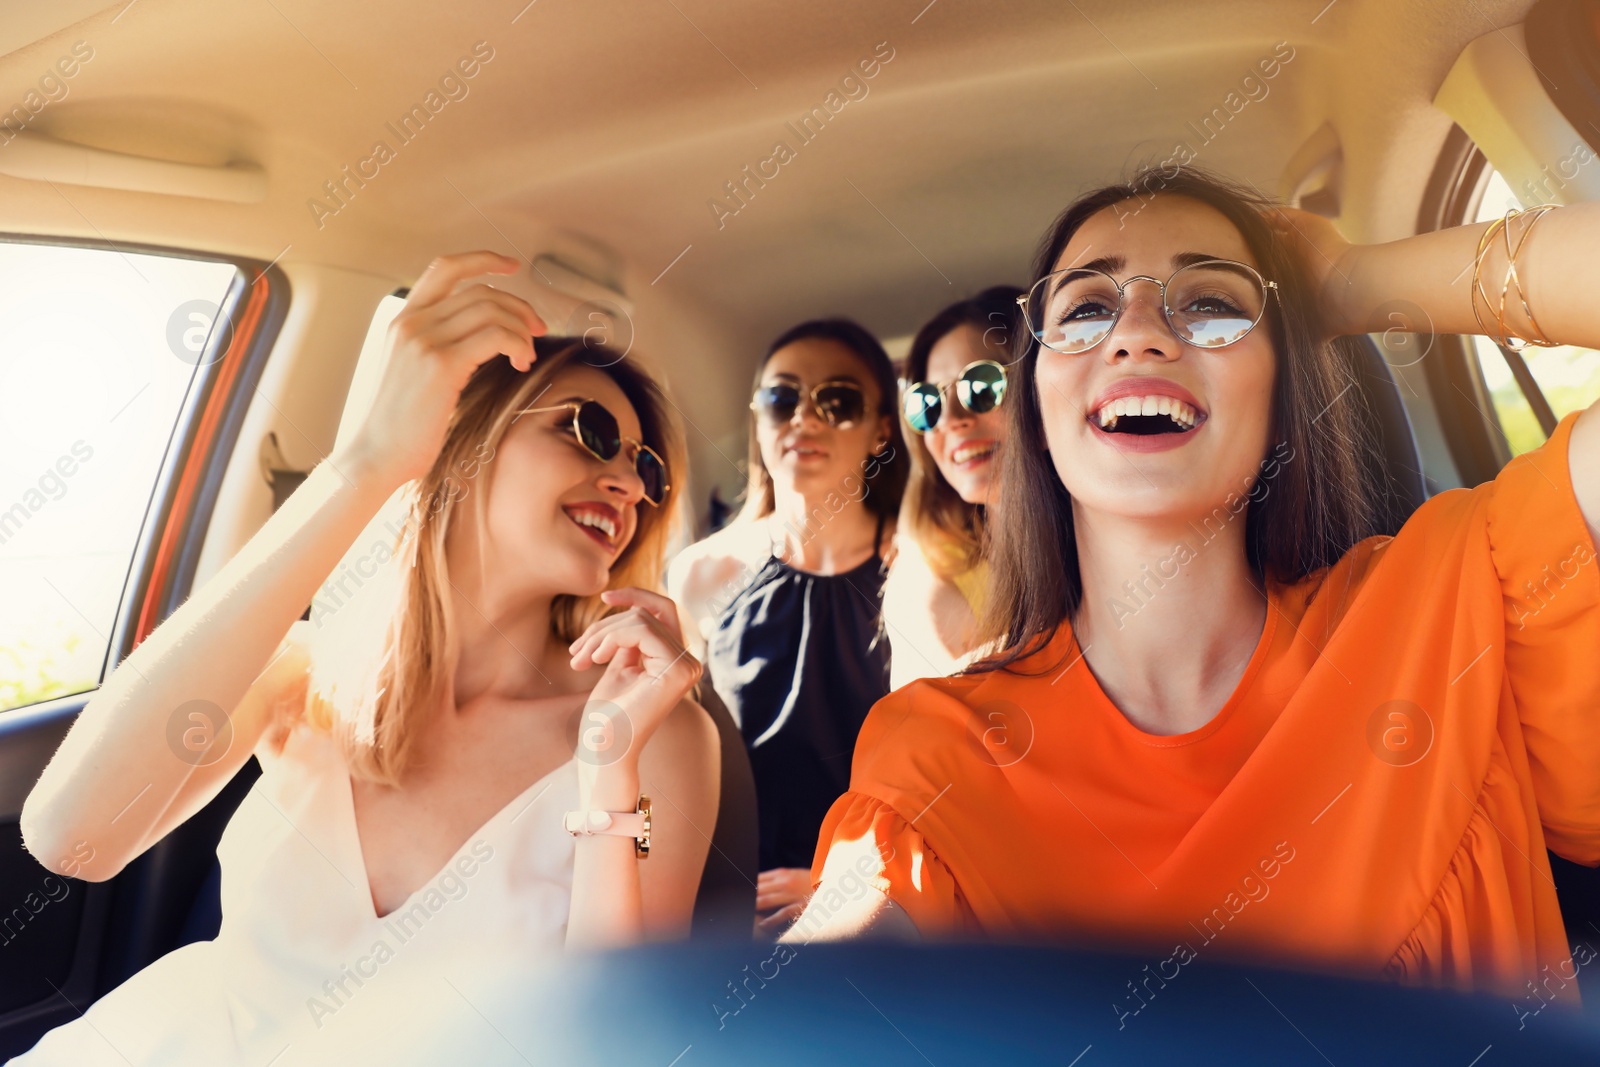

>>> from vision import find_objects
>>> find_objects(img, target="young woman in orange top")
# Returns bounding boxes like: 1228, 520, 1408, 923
791, 169, 1600, 1011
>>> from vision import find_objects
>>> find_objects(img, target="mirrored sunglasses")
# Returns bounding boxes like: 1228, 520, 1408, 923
902, 359, 1008, 435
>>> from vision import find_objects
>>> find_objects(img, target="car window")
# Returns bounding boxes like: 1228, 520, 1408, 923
0, 242, 239, 713
1467, 168, 1600, 455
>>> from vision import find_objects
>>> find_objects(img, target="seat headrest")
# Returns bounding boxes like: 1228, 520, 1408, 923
1341, 334, 1429, 533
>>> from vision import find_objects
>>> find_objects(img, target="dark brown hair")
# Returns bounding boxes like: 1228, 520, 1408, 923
901, 286, 1024, 578
975, 167, 1384, 674
737, 317, 910, 523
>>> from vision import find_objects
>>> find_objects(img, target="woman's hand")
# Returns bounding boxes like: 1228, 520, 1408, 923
568, 588, 703, 772
334, 250, 546, 491
1266, 208, 1365, 336
755, 867, 813, 936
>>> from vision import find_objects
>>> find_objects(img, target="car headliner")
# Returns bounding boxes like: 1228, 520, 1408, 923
0, 0, 1532, 532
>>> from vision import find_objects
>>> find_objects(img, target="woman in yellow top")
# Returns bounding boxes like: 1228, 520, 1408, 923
793, 168, 1600, 1009
883, 286, 1021, 690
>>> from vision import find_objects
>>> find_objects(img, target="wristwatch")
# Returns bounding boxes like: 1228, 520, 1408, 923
563, 794, 651, 858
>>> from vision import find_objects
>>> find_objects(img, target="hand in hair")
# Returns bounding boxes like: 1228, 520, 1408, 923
1266, 208, 1361, 336
336, 250, 546, 491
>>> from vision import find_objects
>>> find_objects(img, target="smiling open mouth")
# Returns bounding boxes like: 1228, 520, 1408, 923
1092, 396, 1202, 435
950, 441, 997, 465
563, 505, 619, 550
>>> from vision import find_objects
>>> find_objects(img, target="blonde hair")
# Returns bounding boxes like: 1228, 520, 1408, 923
305, 338, 684, 785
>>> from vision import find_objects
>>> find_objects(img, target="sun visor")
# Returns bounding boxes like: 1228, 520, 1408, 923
1435, 23, 1600, 205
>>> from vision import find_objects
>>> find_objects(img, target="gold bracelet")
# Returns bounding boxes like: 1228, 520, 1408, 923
1470, 212, 1511, 344
1474, 205, 1560, 350
1504, 204, 1558, 348
1472, 220, 1497, 343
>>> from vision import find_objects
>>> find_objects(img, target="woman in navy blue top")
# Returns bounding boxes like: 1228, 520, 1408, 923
670, 319, 909, 935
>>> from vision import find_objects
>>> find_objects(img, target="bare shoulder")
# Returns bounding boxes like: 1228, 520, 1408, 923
667, 522, 769, 627
671, 522, 768, 583
884, 528, 932, 581
882, 531, 973, 682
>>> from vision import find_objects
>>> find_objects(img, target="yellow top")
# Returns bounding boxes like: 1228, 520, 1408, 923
950, 557, 989, 620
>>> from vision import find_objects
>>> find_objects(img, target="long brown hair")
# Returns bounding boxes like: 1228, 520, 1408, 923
976, 167, 1383, 674
307, 337, 685, 784
736, 317, 909, 523
901, 286, 1024, 578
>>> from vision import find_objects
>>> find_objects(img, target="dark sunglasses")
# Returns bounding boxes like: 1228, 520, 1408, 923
901, 359, 1008, 435
516, 399, 669, 507
750, 378, 867, 429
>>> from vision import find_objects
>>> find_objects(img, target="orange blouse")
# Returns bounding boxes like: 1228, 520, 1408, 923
811, 410, 1600, 1007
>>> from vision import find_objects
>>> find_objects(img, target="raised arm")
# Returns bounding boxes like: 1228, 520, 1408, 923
1277, 204, 1600, 541
21, 251, 542, 882
1280, 201, 1600, 346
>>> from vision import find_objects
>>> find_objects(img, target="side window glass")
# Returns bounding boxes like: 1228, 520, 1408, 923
1468, 168, 1600, 455
0, 243, 239, 713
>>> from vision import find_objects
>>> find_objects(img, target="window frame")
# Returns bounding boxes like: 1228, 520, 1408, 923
0, 236, 288, 1042
0, 233, 291, 701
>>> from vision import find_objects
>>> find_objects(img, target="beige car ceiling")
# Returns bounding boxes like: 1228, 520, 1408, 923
0, 0, 1540, 554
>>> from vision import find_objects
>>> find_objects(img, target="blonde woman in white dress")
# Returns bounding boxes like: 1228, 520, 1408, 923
14, 251, 719, 1065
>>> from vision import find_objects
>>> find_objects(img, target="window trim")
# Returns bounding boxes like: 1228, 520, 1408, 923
0, 234, 289, 708
116, 261, 289, 660
1414, 125, 1515, 486
0, 235, 290, 686
0, 235, 286, 1035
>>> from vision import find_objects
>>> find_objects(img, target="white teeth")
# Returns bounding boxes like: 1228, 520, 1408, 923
572, 511, 616, 540
951, 442, 996, 464
1092, 395, 1200, 430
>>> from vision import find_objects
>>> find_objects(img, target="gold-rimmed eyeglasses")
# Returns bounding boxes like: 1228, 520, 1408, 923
515, 399, 669, 507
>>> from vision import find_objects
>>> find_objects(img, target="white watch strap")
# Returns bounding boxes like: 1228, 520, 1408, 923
563, 810, 647, 837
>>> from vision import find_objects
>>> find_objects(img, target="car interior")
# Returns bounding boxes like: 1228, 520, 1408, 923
1, 0, 1599, 1059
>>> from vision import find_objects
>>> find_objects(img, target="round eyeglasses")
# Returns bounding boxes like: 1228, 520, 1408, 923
1017, 259, 1279, 355
901, 359, 1008, 435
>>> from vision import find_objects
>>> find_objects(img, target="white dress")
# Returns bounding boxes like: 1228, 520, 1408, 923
14, 721, 577, 1066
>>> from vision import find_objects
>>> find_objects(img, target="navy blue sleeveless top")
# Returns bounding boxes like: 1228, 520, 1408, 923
705, 518, 892, 871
